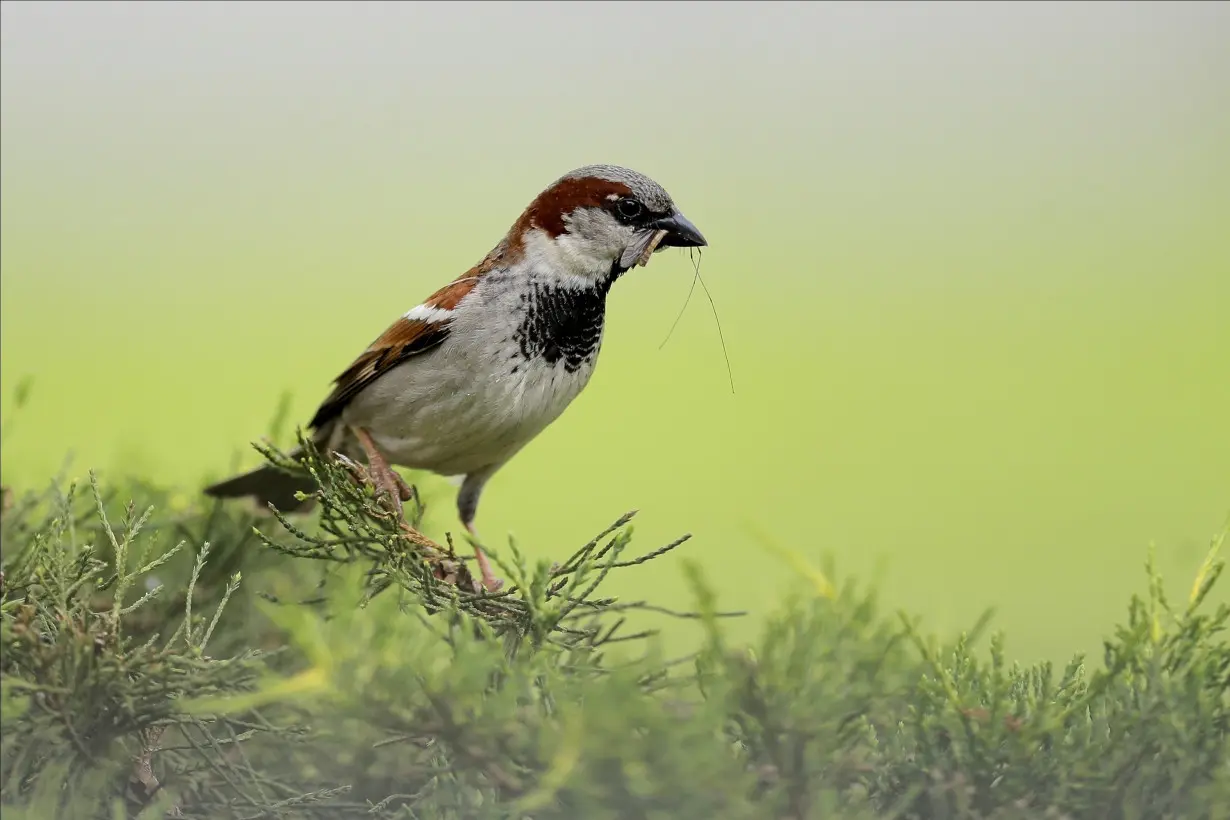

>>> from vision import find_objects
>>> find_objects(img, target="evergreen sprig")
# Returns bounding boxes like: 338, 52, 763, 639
1, 444, 1225, 819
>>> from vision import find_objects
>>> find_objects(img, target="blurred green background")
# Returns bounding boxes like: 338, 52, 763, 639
2, 2, 1227, 662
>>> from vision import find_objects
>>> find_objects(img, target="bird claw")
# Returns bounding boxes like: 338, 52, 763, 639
332, 452, 375, 487
335, 436, 501, 594
391, 470, 416, 503
333, 451, 410, 522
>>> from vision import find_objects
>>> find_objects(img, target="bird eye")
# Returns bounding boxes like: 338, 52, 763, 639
615, 198, 643, 221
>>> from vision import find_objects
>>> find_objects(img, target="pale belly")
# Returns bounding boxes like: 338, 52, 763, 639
338, 343, 596, 477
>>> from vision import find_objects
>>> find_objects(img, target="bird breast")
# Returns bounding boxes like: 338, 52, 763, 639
341, 272, 610, 476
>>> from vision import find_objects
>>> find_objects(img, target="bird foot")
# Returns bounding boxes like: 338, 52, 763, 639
334, 453, 404, 518
344, 428, 501, 593
464, 525, 504, 593
345, 429, 416, 521
335, 436, 452, 571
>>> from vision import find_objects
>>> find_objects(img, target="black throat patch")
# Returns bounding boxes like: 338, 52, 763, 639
512, 270, 621, 372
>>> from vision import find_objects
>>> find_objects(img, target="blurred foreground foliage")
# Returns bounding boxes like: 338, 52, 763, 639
1, 440, 1227, 820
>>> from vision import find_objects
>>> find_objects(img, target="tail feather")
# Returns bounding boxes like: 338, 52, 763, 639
206, 422, 348, 512
203, 457, 318, 513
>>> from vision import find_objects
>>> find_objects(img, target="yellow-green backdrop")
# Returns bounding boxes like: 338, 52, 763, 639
3, 2, 1227, 661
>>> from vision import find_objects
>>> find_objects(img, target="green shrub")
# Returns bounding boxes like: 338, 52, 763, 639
2, 441, 1226, 819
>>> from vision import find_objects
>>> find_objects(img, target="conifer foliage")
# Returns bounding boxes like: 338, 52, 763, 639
2, 440, 1227, 819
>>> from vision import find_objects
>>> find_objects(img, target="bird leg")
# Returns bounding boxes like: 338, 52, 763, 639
351, 427, 409, 516
350, 427, 449, 562
344, 435, 499, 594
457, 470, 504, 593
464, 522, 504, 593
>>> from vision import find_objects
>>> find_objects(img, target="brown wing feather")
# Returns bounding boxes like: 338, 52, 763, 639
307, 275, 480, 429
308, 318, 451, 429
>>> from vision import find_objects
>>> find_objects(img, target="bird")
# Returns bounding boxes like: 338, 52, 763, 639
203, 164, 707, 592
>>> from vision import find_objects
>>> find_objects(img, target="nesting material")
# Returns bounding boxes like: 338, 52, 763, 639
637, 229, 669, 267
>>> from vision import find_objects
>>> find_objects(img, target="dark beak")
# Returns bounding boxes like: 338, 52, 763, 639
649, 212, 707, 249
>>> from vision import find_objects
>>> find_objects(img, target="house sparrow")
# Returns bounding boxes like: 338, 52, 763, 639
203, 164, 707, 592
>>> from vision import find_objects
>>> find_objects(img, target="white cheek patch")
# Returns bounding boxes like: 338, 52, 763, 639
521, 230, 605, 288
403, 304, 454, 323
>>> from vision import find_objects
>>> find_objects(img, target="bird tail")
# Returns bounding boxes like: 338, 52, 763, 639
204, 425, 337, 513
203, 459, 317, 513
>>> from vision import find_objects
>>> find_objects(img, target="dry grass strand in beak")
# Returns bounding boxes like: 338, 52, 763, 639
636, 229, 669, 267
658, 249, 735, 395
693, 249, 736, 395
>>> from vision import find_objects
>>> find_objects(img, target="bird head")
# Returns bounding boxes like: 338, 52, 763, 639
503, 164, 707, 284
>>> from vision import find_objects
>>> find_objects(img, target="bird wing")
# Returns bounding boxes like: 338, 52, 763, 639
307, 274, 479, 429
